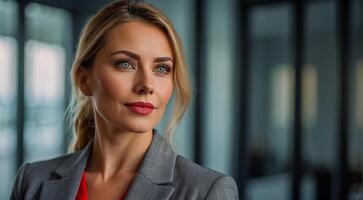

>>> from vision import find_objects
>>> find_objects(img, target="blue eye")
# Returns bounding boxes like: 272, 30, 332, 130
115, 60, 133, 69
154, 65, 171, 74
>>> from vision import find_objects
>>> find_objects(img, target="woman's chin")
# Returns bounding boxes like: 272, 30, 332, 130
116, 123, 154, 134
130, 127, 153, 134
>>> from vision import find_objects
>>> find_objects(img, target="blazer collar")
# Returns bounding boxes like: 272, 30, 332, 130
40, 130, 177, 200
39, 142, 92, 200
137, 130, 177, 184
54, 141, 92, 177
125, 130, 177, 199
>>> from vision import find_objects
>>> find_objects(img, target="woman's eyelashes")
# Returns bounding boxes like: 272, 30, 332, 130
114, 60, 135, 70
113, 59, 172, 75
153, 65, 172, 75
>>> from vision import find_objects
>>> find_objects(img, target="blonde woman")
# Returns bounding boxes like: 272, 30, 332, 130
10, 1, 238, 199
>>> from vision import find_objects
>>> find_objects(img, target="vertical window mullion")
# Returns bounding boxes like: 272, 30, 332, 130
16, 0, 26, 169
291, 0, 304, 199
194, 0, 207, 164
334, 0, 350, 199
235, 1, 250, 200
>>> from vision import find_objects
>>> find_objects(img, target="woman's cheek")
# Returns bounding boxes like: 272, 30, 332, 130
98, 74, 130, 98
160, 82, 173, 104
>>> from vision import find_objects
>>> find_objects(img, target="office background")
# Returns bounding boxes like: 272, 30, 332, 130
0, 0, 362, 199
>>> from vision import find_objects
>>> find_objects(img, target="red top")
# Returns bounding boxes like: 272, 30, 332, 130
75, 172, 128, 200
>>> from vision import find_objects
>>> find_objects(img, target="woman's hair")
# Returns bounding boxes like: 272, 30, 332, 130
67, 0, 192, 152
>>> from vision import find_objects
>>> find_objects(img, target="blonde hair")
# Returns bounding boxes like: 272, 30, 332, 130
67, 0, 192, 152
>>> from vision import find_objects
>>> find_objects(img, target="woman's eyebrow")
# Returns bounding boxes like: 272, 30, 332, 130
154, 57, 174, 63
109, 49, 174, 63
109, 50, 140, 60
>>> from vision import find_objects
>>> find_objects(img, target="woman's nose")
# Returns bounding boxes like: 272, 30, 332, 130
133, 71, 155, 95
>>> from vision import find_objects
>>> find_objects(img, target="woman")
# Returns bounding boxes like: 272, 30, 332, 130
10, 1, 239, 199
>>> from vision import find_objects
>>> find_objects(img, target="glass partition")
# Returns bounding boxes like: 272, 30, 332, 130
24, 3, 70, 162
348, 0, 363, 198
246, 4, 293, 200
0, 1, 17, 199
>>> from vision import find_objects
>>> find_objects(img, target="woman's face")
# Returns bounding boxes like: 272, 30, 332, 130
82, 20, 174, 134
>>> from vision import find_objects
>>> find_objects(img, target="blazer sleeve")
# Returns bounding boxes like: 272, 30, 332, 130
204, 176, 239, 200
10, 163, 29, 200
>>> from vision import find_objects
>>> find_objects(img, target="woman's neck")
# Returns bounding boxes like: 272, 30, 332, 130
86, 122, 153, 181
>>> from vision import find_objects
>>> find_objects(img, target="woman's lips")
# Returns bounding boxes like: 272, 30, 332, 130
124, 102, 155, 115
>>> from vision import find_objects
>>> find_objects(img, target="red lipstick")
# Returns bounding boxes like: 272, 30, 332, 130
125, 102, 155, 115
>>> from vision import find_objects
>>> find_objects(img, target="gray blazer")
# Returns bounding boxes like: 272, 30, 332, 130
10, 131, 239, 200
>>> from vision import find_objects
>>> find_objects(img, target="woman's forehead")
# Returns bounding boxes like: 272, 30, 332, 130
102, 21, 174, 58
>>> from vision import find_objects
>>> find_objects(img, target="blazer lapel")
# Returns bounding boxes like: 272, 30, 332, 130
125, 130, 177, 200
39, 142, 92, 200
125, 174, 174, 200
39, 177, 81, 200
38, 130, 176, 200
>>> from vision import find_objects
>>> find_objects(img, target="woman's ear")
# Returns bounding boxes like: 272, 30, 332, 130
78, 67, 93, 96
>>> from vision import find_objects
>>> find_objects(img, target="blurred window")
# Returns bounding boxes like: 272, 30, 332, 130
302, 1, 338, 199
0, 35, 17, 200
247, 4, 293, 200
349, 0, 363, 197
24, 40, 65, 162
0, 0, 17, 199
23, 3, 70, 162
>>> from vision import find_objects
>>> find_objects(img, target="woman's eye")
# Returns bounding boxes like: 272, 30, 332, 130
115, 60, 133, 70
154, 65, 171, 74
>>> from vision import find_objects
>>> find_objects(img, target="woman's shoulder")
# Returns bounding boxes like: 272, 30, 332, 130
10, 153, 78, 199
16, 153, 74, 182
26, 153, 74, 168
173, 155, 239, 199
174, 155, 224, 179
18, 142, 91, 180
